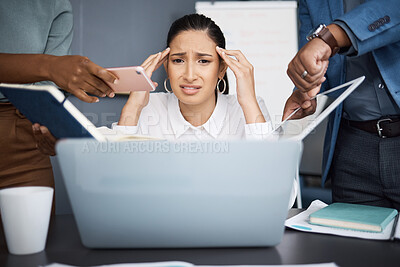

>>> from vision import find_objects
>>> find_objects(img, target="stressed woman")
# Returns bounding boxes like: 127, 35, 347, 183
114, 14, 274, 140
33, 14, 297, 208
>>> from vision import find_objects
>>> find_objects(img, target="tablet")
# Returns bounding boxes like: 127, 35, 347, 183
0, 83, 107, 141
279, 76, 365, 140
106, 66, 155, 93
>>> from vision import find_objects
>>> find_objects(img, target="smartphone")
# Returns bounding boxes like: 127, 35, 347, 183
106, 66, 155, 93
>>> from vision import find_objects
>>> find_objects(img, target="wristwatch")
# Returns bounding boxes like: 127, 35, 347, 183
306, 24, 340, 57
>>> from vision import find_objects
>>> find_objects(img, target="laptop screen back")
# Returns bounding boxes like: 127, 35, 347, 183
56, 139, 302, 248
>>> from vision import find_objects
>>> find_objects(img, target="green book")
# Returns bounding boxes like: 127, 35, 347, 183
309, 203, 398, 233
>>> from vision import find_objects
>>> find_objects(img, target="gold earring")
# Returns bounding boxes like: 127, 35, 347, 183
216, 78, 226, 94
164, 78, 172, 93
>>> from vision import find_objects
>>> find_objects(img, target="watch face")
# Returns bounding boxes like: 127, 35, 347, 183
306, 24, 326, 41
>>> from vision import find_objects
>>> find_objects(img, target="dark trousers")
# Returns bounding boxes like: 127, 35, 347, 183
329, 120, 400, 210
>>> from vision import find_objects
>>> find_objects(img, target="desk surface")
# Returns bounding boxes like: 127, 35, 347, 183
1, 210, 400, 267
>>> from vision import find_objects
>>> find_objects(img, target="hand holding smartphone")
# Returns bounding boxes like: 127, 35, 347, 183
106, 66, 155, 93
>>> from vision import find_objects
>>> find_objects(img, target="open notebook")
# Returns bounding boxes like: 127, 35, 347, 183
0, 83, 155, 142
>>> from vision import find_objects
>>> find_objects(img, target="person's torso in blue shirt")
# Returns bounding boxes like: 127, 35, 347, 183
341, 0, 400, 121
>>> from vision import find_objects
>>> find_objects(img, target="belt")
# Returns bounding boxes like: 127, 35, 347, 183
343, 116, 400, 138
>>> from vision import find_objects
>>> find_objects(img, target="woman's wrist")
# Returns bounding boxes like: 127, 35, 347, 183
239, 98, 266, 124
238, 95, 258, 110
118, 106, 142, 126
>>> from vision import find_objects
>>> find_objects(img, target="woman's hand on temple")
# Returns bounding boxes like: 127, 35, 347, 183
141, 47, 170, 79
216, 47, 256, 104
216, 47, 265, 124
119, 48, 170, 126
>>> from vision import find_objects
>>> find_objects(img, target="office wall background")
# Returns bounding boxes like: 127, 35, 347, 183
67, 0, 297, 128
54, 0, 327, 214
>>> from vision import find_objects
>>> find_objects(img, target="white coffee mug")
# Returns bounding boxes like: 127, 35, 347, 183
0, 186, 53, 255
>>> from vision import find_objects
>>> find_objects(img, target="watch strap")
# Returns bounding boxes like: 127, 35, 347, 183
318, 27, 340, 57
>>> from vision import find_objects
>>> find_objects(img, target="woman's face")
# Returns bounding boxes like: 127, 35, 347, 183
165, 30, 226, 108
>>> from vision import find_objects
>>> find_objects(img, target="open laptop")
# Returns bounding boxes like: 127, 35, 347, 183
56, 139, 302, 248
52, 76, 363, 248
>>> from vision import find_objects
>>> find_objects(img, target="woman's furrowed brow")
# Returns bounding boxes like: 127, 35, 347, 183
197, 52, 213, 57
170, 52, 213, 57
170, 52, 186, 56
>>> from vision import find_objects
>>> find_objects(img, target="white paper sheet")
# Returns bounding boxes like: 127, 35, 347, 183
285, 200, 396, 240
45, 261, 339, 267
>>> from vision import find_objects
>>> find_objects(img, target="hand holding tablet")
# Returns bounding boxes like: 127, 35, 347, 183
276, 76, 365, 140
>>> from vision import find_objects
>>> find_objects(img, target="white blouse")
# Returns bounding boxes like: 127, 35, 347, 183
112, 93, 276, 141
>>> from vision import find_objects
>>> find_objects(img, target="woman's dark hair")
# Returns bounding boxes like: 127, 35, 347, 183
167, 13, 229, 94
